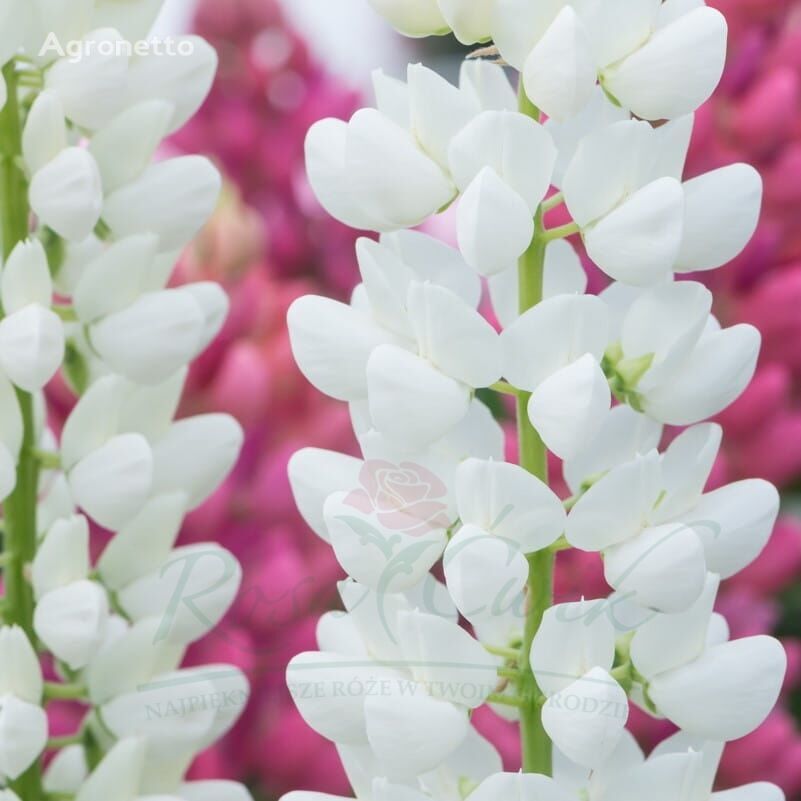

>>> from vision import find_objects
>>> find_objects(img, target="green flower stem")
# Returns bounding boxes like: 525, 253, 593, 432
487, 693, 525, 708
515, 83, 554, 777
1, 61, 44, 801
542, 221, 580, 243
541, 191, 564, 213
46, 733, 84, 751
44, 682, 88, 702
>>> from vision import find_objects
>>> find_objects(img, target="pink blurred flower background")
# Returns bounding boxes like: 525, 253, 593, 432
110, 0, 801, 795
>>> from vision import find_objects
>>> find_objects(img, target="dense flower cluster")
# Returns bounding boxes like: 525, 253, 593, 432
0, 2, 252, 799
283, 1, 790, 799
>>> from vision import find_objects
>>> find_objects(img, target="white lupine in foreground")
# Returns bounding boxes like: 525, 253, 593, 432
0, 3, 252, 799
285, 1, 788, 800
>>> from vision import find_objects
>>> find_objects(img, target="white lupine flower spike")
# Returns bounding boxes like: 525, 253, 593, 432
0, 8, 245, 797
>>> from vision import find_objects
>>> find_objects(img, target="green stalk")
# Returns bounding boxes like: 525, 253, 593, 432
0, 61, 44, 800
515, 84, 553, 776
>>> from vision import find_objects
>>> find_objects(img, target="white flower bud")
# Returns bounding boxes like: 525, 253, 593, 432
32, 514, 90, 600
73, 737, 145, 801
125, 36, 218, 133
98, 492, 186, 592
103, 156, 221, 251
0, 694, 48, 779
117, 544, 242, 645
89, 101, 173, 193
44, 28, 128, 129
28, 147, 103, 241
0, 305, 65, 392
69, 432, 154, 530
2, 239, 52, 314
541, 667, 629, 769
43, 744, 87, 796
0, 626, 43, 703
366, 0, 448, 38
21, 91, 67, 174
151, 414, 243, 509
89, 289, 206, 385
72, 234, 159, 323
34, 579, 109, 670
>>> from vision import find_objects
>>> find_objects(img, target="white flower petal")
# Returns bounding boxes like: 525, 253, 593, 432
584, 178, 685, 286
346, 109, 455, 230
0, 305, 64, 391
381, 230, 481, 309
34, 580, 108, 670
603, 7, 727, 120
522, 7, 597, 123
407, 282, 501, 387
117, 543, 241, 645
408, 63, 479, 169
151, 414, 243, 509
73, 738, 144, 801
456, 458, 565, 551
103, 156, 221, 251
448, 110, 556, 213
542, 667, 629, 769
457, 167, 534, 277
644, 324, 760, 425
0, 695, 48, 780
365, 689, 469, 776
32, 514, 90, 600
366, 0, 448, 37
469, 772, 575, 801
0, 626, 43, 703
324, 491, 447, 592
567, 451, 661, 551
367, 345, 471, 448
22, 90, 66, 174
73, 233, 157, 323
443, 527, 529, 624
649, 636, 786, 740
563, 406, 662, 496
44, 28, 128, 129
90, 290, 205, 384
69, 432, 153, 530
29, 147, 103, 241
396, 609, 497, 707
563, 120, 654, 227
676, 164, 762, 273
97, 492, 186, 591
1, 238, 52, 314
458, 60, 517, 112
288, 295, 399, 402
686, 479, 780, 579
288, 448, 364, 543
305, 118, 389, 231
652, 423, 721, 522
604, 523, 707, 613
124, 36, 217, 133
89, 100, 174, 193
527, 355, 611, 461
530, 600, 616, 696
630, 573, 719, 680
502, 294, 608, 390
